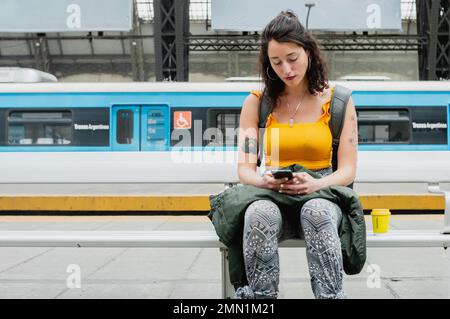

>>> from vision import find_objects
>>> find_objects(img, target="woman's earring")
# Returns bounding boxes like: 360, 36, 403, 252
308, 57, 311, 73
266, 66, 277, 81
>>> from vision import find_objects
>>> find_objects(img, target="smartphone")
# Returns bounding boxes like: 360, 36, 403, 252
271, 169, 293, 180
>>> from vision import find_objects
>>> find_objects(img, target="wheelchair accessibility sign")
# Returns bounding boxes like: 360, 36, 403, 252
174, 111, 192, 129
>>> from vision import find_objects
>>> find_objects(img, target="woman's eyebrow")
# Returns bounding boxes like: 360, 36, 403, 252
269, 52, 298, 59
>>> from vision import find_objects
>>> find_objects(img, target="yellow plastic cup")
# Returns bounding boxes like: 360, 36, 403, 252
371, 209, 391, 234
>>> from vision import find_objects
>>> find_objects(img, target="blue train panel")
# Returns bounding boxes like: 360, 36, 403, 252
0, 82, 448, 152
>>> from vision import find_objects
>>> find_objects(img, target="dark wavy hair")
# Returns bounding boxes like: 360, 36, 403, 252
259, 10, 328, 105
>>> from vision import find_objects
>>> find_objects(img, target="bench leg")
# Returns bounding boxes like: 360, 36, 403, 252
220, 247, 234, 299
428, 185, 450, 235
443, 191, 450, 234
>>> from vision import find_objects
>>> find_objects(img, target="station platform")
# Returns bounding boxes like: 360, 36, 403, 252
0, 214, 448, 299
0, 183, 448, 212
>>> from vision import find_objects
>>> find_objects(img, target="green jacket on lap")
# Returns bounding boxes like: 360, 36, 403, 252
208, 164, 366, 289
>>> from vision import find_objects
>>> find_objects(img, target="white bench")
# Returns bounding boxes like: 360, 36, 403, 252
0, 229, 448, 298
0, 151, 449, 298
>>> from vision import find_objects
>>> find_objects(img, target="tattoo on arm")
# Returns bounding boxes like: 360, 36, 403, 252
349, 136, 357, 148
349, 126, 358, 148
348, 111, 358, 148
242, 136, 258, 154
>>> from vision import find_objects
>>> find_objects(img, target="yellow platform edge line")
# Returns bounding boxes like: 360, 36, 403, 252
0, 194, 444, 211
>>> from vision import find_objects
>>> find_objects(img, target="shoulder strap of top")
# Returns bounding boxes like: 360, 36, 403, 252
250, 90, 262, 98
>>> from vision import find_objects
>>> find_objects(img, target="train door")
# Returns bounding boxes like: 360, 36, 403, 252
111, 105, 170, 151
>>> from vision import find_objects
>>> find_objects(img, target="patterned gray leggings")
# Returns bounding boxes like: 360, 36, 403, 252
238, 197, 345, 299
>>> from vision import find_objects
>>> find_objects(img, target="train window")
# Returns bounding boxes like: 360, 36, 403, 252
217, 113, 240, 146
7, 111, 72, 145
207, 109, 241, 146
357, 109, 410, 143
116, 110, 133, 144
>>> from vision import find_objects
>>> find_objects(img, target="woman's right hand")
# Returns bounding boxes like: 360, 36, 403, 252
258, 172, 289, 191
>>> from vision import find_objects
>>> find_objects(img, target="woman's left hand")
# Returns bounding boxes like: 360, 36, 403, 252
278, 172, 322, 195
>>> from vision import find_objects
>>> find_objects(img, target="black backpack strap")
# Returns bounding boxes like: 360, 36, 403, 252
257, 89, 272, 167
329, 84, 353, 188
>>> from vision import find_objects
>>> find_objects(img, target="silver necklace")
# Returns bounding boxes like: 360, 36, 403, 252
286, 88, 308, 127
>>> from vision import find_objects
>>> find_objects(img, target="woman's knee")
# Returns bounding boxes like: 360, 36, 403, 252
300, 198, 342, 226
300, 199, 343, 251
244, 200, 282, 230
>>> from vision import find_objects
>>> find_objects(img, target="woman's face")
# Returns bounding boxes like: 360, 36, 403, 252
267, 40, 309, 88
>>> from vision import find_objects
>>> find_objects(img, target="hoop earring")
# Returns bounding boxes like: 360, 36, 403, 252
308, 57, 311, 73
266, 66, 277, 81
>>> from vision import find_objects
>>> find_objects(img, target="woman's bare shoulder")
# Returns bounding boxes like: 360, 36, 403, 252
240, 93, 261, 126
243, 92, 261, 111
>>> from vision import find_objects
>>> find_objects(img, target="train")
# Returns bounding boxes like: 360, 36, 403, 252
0, 81, 448, 153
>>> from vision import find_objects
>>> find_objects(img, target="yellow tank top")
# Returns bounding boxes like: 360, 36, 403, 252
251, 88, 334, 170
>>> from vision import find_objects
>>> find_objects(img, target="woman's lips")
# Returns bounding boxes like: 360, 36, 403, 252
285, 75, 296, 81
